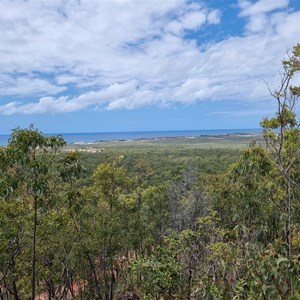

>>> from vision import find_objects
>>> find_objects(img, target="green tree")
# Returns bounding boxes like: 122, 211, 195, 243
0, 126, 82, 299
261, 43, 300, 257
77, 158, 133, 299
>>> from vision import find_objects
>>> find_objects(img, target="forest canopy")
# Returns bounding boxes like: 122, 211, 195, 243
0, 44, 300, 300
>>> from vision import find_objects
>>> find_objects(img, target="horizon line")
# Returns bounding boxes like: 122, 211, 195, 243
0, 128, 262, 136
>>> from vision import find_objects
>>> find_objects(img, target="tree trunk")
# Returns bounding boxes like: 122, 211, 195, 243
87, 254, 101, 300
103, 247, 109, 300
12, 280, 19, 300
109, 262, 115, 300
187, 267, 192, 300
287, 182, 293, 295
108, 238, 114, 300
287, 182, 292, 258
46, 279, 55, 300
31, 196, 38, 300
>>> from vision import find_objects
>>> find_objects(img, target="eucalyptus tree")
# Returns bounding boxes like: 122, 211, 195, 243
77, 157, 134, 300
0, 126, 82, 299
260, 44, 300, 257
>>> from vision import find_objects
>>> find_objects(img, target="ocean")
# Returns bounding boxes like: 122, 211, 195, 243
0, 128, 262, 146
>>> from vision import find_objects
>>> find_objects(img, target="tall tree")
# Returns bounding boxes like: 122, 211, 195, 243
0, 126, 82, 299
261, 43, 300, 257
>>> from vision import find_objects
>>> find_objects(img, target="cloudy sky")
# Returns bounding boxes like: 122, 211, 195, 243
0, 0, 300, 134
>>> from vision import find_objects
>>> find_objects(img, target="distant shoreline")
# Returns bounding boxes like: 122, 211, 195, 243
64, 132, 264, 152
89, 132, 262, 144
0, 129, 262, 146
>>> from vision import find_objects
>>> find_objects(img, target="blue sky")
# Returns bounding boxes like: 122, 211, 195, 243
0, 0, 300, 134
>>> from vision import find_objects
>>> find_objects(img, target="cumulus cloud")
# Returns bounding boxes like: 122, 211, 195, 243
166, 11, 207, 35
0, 0, 299, 115
238, 0, 291, 33
0, 75, 66, 96
239, 0, 289, 16
207, 9, 221, 24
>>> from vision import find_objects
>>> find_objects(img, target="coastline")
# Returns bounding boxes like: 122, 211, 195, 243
0, 130, 262, 147
89, 132, 262, 144
64, 132, 264, 152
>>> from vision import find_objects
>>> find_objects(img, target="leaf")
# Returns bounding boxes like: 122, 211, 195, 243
275, 257, 288, 266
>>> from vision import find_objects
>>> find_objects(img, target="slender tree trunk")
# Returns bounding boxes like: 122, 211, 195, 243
108, 197, 114, 300
103, 247, 109, 300
109, 257, 115, 300
46, 279, 55, 300
31, 196, 38, 300
12, 280, 19, 300
187, 266, 192, 300
108, 234, 114, 300
68, 275, 75, 298
287, 182, 293, 296
287, 182, 292, 258
87, 254, 101, 300
10, 256, 19, 300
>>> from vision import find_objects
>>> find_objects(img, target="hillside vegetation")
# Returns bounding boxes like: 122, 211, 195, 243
0, 44, 299, 299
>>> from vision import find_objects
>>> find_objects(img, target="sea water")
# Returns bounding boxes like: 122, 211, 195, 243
0, 128, 261, 146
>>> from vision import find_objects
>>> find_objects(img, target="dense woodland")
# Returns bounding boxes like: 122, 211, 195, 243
0, 45, 300, 300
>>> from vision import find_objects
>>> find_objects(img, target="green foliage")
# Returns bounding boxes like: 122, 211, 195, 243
131, 235, 182, 299
1, 45, 300, 299
0, 126, 82, 299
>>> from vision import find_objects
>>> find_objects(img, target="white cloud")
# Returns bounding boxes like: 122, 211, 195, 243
207, 9, 221, 24
273, 11, 300, 38
0, 80, 141, 115
166, 11, 207, 35
0, 75, 66, 96
239, 0, 289, 16
245, 13, 268, 32
0, 0, 299, 115
238, 0, 291, 33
